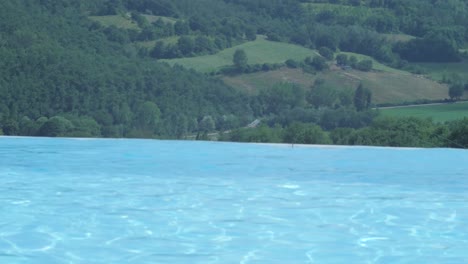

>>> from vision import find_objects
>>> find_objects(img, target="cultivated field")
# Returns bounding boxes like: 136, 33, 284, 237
380, 101, 468, 122
224, 66, 448, 104
161, 37, 318, 73
223, 68, 318, 95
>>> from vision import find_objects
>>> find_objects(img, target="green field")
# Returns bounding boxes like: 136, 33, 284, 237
142, 15, 177, 24
411, 61, 468, 82
340, 52, 409, 74
89, 15, 139, 30
380, 102, 468, 122
161, 37, 318, 73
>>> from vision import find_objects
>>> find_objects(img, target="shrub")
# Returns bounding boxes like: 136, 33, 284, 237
355, 59, 373, 71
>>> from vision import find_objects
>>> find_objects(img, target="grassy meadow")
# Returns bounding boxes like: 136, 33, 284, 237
411, 61, 468, 82
381, 33, 415, 43
223, 68, 317, 95
89, 15, 140, 30
380, 101, 468, 122
161, 37, 318, 73
340, 52, 409, 74
142, 15, 177, 24
224, 65, 448, 104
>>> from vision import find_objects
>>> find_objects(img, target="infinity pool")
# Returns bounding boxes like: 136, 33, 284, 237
0, 137, 467, 263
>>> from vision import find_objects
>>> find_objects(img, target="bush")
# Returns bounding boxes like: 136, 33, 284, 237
285, 59, 299, 68
355, 59, 373, 71
336, 54, 348, 66
318, 47, 334, 60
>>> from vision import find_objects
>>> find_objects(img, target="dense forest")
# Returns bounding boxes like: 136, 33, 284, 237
1, 0, 468, 148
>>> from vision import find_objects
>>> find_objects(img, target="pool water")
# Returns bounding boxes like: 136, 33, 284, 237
0, 137, 467, 263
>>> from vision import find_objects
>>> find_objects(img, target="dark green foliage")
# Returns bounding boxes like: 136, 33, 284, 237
355, 59, 373, 71
245, 27, 257, 41
354, 83, 372, 111
336, 54, 349, 66
307, 79, 338, 109
233, 49, 248, 72
305, 56, 329, 71
2, 0, 468, 148
38, 116, 73, 137
349, 117, 449, 147
395, 36, 461, 62
0, 0, 252, 139
283, 123, 331, 144
199, 115, 215, 133
285, 59, 299, 68
319, 108, 376, 130
226, 125, 283, 143
449, 84, 464, 100
258, 83, 305, 115
318, 47, 334, 61
131, 12, 148, 28
174, 21, 190, 35
177, 36, 195, 56
448, 118, 468, 148
349, 56, 358, 68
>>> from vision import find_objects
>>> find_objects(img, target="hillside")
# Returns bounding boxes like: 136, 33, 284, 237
161, 37, 318, 73
223, 67, 448, 104
1, 0, 468, 148
0, 1, 252, 138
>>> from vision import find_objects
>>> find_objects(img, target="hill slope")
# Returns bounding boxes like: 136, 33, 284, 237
161, 37, 318, 73
0, 1, 251, 138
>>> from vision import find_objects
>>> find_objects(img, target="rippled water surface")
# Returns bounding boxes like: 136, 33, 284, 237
1, 137, 468, 263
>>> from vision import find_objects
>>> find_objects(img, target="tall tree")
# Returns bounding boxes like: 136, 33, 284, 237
233, 49, 248, 72
354, 83, 372, 111
449, 83, 464, 101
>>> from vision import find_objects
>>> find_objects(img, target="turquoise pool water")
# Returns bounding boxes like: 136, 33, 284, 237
0, 137, 467, 263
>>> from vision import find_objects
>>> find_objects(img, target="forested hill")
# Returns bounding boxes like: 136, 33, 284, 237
1, 0, 468, 148
0, 1, 251, 138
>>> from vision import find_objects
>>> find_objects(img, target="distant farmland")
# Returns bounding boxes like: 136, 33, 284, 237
161, 37, 318, 73
380, 101, 468, 122
224, 67, 448, 104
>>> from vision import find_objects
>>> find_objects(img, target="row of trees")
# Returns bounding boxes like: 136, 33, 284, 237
224, 117, 468, 148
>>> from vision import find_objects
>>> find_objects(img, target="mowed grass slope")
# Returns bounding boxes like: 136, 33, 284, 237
142, 15, 177, 24
161, 37, 318, 73
411, 61, 468, 82
223, 68, 318, 94
380, 101, 468, 122
348, 70, 448, 104
224, 66, 448, 104
340, 52, 409, 74
89, 15, 139, 30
